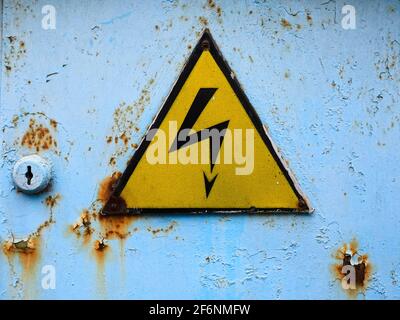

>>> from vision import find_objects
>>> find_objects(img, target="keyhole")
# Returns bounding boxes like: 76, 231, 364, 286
25, 166, 33, 185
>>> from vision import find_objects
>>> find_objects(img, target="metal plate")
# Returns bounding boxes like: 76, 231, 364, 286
103, 30, 310, 214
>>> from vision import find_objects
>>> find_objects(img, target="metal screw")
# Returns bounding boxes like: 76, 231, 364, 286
12, 154, 52, 194
201, 40, 210, 50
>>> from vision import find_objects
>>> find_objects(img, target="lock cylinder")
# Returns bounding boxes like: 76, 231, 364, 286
12, 154, 52, 194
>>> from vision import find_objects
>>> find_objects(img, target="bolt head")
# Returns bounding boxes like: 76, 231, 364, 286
12, 154, 52, 194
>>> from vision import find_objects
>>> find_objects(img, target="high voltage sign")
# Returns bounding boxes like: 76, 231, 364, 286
103, 30, 310, 214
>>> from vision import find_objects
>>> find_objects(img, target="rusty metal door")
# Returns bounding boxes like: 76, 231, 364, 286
0, 0, 399, 299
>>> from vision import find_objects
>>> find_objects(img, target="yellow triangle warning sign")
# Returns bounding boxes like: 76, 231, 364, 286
103, 30, 311, 214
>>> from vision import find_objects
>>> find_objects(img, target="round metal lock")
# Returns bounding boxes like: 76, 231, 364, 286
12, 155, 52, 194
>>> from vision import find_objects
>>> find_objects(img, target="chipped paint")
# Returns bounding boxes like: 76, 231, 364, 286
332, 239, 372, 298
2, 236, 40, 299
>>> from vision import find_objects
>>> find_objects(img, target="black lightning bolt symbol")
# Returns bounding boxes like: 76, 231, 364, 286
169, 88, 229, 198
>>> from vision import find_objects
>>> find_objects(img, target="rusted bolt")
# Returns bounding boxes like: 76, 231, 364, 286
201, 40, 210, 50
298, 198, 307, 210
12, 154, 52, 194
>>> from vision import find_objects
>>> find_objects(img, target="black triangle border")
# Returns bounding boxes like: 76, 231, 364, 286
102, 29, 311, 215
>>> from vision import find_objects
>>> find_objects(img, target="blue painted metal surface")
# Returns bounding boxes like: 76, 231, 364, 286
0, 0, 399, 299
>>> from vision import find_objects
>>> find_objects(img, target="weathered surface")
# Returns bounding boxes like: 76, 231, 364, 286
0, 0, 399, 299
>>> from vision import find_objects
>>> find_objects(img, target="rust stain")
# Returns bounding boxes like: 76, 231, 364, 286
96, 172, 138, 274
1, 210, 55, 299
94, 238, 108, 252
49, 119, 58, 129
332, 239, 372, 297
107, 78, 154, 161
92, 238, 108, 298
69, 172, 137, 246
199, 16, 208, 26
109, 157, 116, 166
4, 36, 26, 74
98, 214, 138, 240
98, 171, 122, 205
3, 236, 37, 256
207, 0, 222, 17
68, 171, 139, 293
280, 19, 292, 29
2, 236, 40, 298
306, 13, 313, 25
44, 193, 61, 209
120, 132, 129, 145
21, 118, 57, 152
70, 209, 95, 245
147, 221, 177, 236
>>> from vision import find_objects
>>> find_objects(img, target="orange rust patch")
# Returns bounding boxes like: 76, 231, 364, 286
281, 19, 292, 29
306, 13, 313, 25
98, 171, 122, 205
3, 237, 36, 254
44, 193, 61, 209
94, 238, 108, 252
92, 238, 108, 297
35, 219, 53, 236
120, 132, 129, 145
4, 36, 26, 74
49, 119, 57, 129
147, 221, 177, 236
107, 79, 153, 160
208, 0, 215, 8
332, 239, 372, 297
207, 0, 222, 17
14, 238, 40, 272
21, 118, 56, 152
2, 236, 41, 298
109, 157, 116, 166
12, 114, 19, 126
98, 215, 137, 240
1, 194, 55, 297
70, 200, 137, 247
70, 209, 95, 245
199, 16, 208, 26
